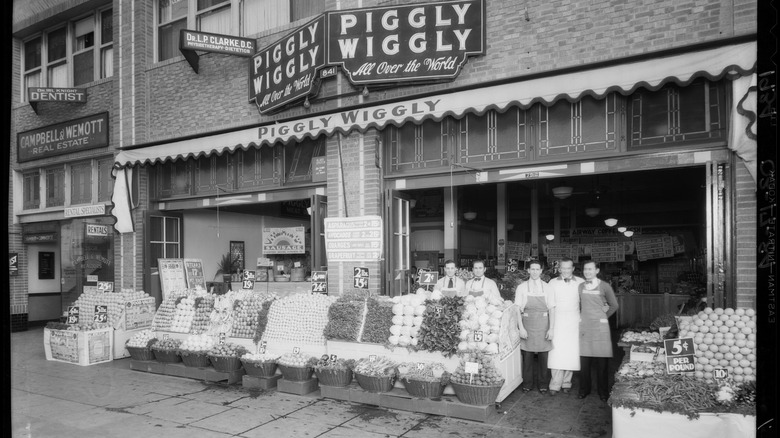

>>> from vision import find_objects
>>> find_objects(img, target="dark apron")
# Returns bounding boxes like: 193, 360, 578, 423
520, 295, 552, 352
579, 287, 613, 357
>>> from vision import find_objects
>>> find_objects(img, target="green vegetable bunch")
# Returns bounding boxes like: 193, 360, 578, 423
354, 356, 397, 378
416, 296, 465, 357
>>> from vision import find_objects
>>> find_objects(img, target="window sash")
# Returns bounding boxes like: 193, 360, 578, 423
70, 162, 92, 205
23, 172, 41, 210
97, 159, 115, 202
45, 167, 65, 207
243, 0, 290, 36
198, 5, 231, 34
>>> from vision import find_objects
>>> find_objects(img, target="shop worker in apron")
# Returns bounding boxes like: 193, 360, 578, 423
433, 260, 467, 297
578, 260, 619, 401
465, 260, 502, 301
547, 257, 583, 395
515, 260, 555, 393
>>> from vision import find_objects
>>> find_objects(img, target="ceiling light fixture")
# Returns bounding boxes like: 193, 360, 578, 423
552, 186, 573, 199
409, 199, 417, 209
545, 234, 555, 241
623, 230, 634, 237
604, 218, 618, 227
617, 226, 627, 233
464, 211, 477, 221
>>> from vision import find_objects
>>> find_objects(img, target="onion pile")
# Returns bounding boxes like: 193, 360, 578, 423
677, 307, 756, 383
261, 293, 334, 345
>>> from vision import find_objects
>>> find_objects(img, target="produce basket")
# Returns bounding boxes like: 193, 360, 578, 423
126, 346, 155, 361
401, 378, 446, 398
152, 348, 181, 363
355, 373, 395, 393
241, 360, 278, 377
450, 381, 504, 406
315, 368, 353, 387
278, 365, 314, 381
180, 351, 211, 368
208, 355, 243, 372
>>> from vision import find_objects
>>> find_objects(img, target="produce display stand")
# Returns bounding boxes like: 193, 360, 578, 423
320, 383, 498, 422
113, 298, 156, 358
129, 359, 245, 384
242, 374, 282, 390
277, 377, 319, 395
43, 327, 113, 366
612, 406, 755, 438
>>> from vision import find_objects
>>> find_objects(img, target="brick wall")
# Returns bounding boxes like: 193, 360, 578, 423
734, 158, 757, 309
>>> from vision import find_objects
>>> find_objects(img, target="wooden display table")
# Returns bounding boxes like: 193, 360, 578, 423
130, 360, 245, 384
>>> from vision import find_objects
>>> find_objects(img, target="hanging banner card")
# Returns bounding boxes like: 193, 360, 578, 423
324, 216, 383, 261
327, 0, 485, 85
635, 236, 675, 261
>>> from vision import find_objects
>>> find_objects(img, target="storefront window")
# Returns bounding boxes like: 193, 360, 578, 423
70, 162, 92, 205
45, 167, 65, 207
23, 171, 41, 210
459, 109, 529, 164
628, 79, 725, 149
237, 147, 277, 188
284, 137, 325, 184
195, 154, 232, 193
389, 118, 449, 172
97, 159, 115, 202
150, 216, 181, 268
537, 94, 618, 157
60, 217, 115, 312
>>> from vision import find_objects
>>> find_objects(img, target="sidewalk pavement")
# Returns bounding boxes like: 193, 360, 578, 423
11, 327, 615, 438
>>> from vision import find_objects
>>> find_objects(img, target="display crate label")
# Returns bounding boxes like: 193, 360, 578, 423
49, 330, 80, 363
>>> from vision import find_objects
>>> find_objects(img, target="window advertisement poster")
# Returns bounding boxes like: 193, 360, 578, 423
262, 227, 306, 254
158, 258, 187, 300
183, 258, 206, 290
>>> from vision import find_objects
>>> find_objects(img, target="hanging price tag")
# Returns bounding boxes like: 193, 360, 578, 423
473, 331, 484, 342
293, 347, 301, 355
369, 355, 377, 362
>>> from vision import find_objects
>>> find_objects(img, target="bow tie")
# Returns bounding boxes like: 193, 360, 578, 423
474, 277, 483, 281
586, 280, 595, 284
563, 278, 571, 283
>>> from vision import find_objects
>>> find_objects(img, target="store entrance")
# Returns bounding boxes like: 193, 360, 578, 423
392, 166, 721, 325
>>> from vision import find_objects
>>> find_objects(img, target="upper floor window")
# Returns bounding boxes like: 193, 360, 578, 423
21, 9, 113, 100
20, 158, 113, 211
156, 0, 332, 61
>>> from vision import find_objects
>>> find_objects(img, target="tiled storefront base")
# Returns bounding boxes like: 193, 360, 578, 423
11, 314, 28, 332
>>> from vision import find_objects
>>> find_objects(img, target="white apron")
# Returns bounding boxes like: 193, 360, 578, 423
548, 278, 581, 371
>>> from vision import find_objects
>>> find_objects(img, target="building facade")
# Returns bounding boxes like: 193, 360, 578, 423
11, 0, 758, 330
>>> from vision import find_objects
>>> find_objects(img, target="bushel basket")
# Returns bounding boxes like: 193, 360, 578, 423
355, 373, 395, 393
126, 346, 154, 361
152, 348, 181, 363
180, 351, 211, 368
278, 365, 314, 381
241, 360, 278, 377
315, 368, 353, 387
209, 355, 243, 372
450, 381, 504, 406
401, 378, 446, 398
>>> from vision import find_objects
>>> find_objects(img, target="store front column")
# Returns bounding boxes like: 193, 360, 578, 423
497, 184, 507, 272
443, 186, 458, 262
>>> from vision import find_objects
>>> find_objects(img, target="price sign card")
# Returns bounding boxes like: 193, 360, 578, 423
464, 361, 479, 374
311, 271, 328, 294
664, 337, 696, 374
293, 347, 301, 355
473, 331, 484, 342
93, 305, 108, 323
418, 270, 439, 286
353, 266, 369, 289
242, 270, 256, 290
97, 281, 114, 292
67, 306, 80, 324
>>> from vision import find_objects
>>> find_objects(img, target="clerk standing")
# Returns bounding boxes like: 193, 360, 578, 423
578, 260, 619, 401
433, 260, 467, 297
465, 260, 502, 301
515, 260, 555, 393
547, 258, 583, 395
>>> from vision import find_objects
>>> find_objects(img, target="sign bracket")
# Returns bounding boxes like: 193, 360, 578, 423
180, 47, 200, 74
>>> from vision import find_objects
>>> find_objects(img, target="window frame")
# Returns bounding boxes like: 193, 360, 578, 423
20, 158, 114, 211
20, 7, 113, 101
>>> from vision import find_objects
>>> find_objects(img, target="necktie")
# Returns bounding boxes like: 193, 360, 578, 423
448, 278, 454, 288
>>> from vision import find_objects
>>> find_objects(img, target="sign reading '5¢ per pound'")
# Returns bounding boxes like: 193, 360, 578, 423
353, 267, 369, 289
